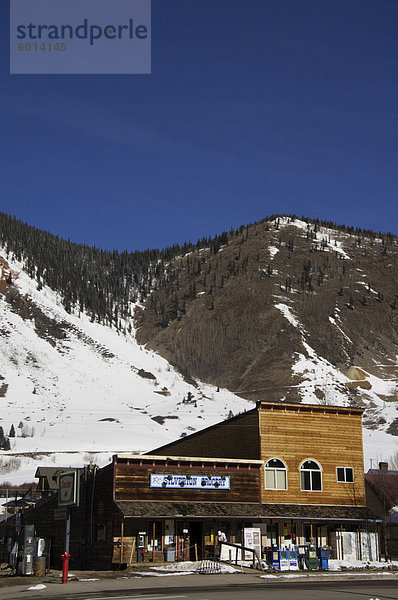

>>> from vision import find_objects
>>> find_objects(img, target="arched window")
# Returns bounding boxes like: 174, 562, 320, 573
265, 458, 287, 490
300, 460, 322, 491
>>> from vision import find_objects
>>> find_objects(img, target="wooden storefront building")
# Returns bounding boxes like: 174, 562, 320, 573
0, 401, 379, 569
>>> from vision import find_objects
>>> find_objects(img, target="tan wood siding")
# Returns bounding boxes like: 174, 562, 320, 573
153, 410, 260, 459
259, 407, 366, 506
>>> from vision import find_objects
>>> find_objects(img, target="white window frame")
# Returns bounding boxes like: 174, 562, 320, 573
300, 459, 323, 492
264, 458, 288, 490
336, 466, 354, 483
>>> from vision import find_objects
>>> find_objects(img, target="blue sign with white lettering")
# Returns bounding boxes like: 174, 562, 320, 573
150, 474, 230, 490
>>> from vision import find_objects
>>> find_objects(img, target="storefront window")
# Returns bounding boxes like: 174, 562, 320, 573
265, 458, 287, 490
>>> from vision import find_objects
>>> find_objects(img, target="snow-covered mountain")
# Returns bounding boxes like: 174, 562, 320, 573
1, 215, 398, 485
137, 216, 398, 465
0, 249, 252, 484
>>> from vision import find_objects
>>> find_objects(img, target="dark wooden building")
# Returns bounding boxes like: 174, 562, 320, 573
366, 462, 398, 559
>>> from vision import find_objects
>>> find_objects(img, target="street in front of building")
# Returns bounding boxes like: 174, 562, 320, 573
1, 574, 398, 600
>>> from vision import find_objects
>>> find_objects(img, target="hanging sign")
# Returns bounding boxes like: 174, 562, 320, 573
58, 470, 80, 506
150, 474, 230, 490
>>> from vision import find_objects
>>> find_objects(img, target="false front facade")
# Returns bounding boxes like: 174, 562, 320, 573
0, 400, 378, 569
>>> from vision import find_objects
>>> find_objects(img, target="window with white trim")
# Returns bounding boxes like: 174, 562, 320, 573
265, 458, 287, 490
337, 467, 354, 483
300, 460, 322, 491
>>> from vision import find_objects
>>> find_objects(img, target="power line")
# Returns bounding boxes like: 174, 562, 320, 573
231, 381, 349, 395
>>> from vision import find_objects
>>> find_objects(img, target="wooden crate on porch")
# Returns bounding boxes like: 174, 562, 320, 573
112, 536, 137, 565
142, 550, 165, 562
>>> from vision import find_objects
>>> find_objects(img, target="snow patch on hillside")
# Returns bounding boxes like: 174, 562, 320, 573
271, 217, 351, 259
274, 292, 398, 471
292, 341, 349, 406
0, 249, 253, 484
274, 302, 302, 330
271, 217, 308, 231
1, 241, 397, 482
328, 316, 352, 346
268, 246, 279, 259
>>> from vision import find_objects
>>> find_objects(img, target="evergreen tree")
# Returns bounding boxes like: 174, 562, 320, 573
0, 427, 10, 450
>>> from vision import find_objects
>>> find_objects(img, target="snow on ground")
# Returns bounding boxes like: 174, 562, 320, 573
357, 280, 378, 295
133, 571, 195, 577
274, 301, 350, 405
260, 571, 395, 578
365, 371, 397, 397
328, 559, 398, 571
347, 367, 398, 469
0, 249, 253, 484
268, 246, 279, 259
274, 302, 302, 330
270, 216, 351, 259
271, 217, 309, 232
26, 584, 47, 590
0, 451, 113, 486
328, 316, 353, 346
292, 340, 349, 406
292, 349, 398, 470
150, 561, 203, 572
324, 237, 351, 259
132, 561, 241, 576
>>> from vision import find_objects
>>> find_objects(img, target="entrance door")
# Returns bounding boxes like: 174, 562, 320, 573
188, 522, 203, 560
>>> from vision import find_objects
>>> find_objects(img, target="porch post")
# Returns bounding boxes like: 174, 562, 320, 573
340, 524, 344, 560
121, 518, 125, 564
152, 521, 156, 562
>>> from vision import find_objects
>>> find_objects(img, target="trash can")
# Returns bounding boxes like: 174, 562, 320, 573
33, 556, 46, 577
164, 547, 175, 562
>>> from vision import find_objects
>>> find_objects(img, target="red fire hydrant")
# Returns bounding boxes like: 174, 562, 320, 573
61, 551, 71, 584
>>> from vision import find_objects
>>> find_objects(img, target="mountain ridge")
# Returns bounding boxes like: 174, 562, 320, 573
137, 217, 398, 400
0, 213, 397, 483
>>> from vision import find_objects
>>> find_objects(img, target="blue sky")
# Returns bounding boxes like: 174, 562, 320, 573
1, 0, 397, 251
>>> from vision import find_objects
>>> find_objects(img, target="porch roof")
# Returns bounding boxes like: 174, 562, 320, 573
115, 500, 378, 522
